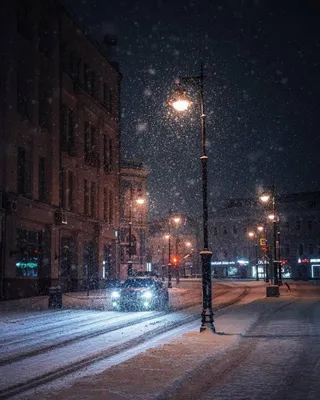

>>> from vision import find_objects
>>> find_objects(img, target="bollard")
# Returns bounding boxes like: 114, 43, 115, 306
48, 286, 63, 309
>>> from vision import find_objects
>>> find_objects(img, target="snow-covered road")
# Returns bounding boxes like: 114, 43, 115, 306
24, 281, 320, 400
0, 281, 251, 399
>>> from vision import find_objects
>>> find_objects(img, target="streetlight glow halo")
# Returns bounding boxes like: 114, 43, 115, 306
169, 86, 192, 112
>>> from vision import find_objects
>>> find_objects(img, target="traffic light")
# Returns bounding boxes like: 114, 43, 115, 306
170, 255, 180, 266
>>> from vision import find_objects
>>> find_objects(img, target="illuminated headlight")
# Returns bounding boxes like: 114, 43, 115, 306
143, 301, 149, 307
142, 291, 153, 299
112, 301, 118, 307
111, 291, 120, 298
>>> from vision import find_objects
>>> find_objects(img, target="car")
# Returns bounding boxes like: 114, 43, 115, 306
111, 277, 169, 311
133, 271, 161, 280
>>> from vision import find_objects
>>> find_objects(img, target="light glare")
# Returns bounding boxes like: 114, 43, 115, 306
172, 100, 190, 111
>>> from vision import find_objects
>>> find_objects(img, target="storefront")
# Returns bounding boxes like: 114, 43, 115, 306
211, 259, 249, 278
310, 258, 320, 279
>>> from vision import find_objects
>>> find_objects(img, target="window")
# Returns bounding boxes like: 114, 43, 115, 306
17, 62, 32, 119
103, 135, 113, 172
213, 226, 218, 236
85, 122, 99, 166
17, 147, 32, 197
60, 168, 66, 208
84, 63, 89, 91
108, 89, 113, 114
68, 109, 75, 154
90, 71, 96, 97
39, 75, 52, 131
84, 179, 89, 215
38, 157, 48, 202
84, 122, 96, 154
60, 105, 76, 155
17, 3, 33, 41
307, 220, 313, 231
91, 182, 96, 217
296, 219, 301, 231
223, 226, 227, 235
103, 83, 108, 104
103, 188, 108, 222
38, 18, 52, 57
109, 191, 114, 223
16, 229, 40, 277
308, 244, 314, 255
285, 245, 290, 257
67, 171, 74, 211
233, 226, 238, 234
298, 244, 304, 256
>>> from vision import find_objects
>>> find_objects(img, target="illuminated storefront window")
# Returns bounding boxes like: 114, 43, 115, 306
16, 230, 40, 277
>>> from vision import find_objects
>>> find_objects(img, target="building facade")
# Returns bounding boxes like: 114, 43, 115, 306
0, 0, 121, 299
119, 160, 148, 280
208, 192, 320, 280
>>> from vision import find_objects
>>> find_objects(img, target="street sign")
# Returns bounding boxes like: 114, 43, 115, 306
260, 238, 267, 246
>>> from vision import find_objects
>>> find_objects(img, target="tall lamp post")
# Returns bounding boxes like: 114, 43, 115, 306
127, 186, 145, 277
170, 63, 214, 332
260, 184, 280, 286
248, 226, 264, 281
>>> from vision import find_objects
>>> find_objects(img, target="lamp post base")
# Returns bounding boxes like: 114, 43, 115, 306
127, 261, 133, 277
200, 250, 215, 333
167, 263, 172, 289
200, 314, 216, 332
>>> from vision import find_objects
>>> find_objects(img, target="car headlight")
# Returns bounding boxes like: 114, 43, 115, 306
142, 291, 153, 299
111, 291, 120, 298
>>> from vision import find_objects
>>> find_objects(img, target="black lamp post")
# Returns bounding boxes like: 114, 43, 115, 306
260, 184, 280, 286
248, 226, 264, 281
127, 185, 134, 277
127, 185, 145, 277
167, 211, 172, 288
170, 63, 214, 332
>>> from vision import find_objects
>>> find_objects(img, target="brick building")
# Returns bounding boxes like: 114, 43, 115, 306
0, 0, 121, 299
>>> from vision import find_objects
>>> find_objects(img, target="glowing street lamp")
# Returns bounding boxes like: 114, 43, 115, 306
167, 211, 181, 288
170, 86, 192, 111
259, 185, 281, 286
127, 187, 145, 277
170, 63, 214, 332
247, 227, 264, 281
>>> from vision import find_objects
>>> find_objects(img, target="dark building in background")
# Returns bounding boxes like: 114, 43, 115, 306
209, 191, 320, 280
0, 0, 121, 299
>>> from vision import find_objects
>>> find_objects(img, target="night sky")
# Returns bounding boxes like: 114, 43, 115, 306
65, 0, 320, 219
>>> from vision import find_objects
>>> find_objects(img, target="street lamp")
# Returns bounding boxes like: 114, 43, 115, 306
166, 211, 181, 288
248, 226, 264, 281
127, 186, 145, 277
170, 63, 214, 332
259, 185, 280, 286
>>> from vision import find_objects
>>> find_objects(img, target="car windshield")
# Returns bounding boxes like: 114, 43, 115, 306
121, 279, 155, 288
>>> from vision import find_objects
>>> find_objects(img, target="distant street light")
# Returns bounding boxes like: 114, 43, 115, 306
127, 186, 145, 277
259, 185, 281, 286
166, 211, 181, 288
248, 226, 264, 281
170, 63, 214, 332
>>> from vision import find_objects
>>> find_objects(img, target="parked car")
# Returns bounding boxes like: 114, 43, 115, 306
111, 277, 169, 311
